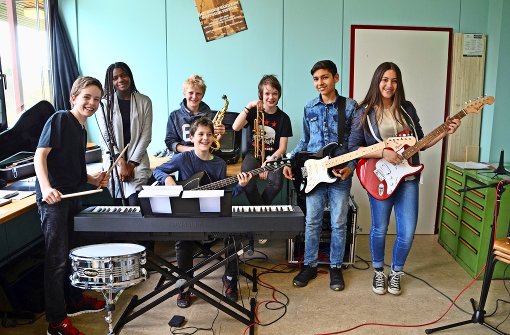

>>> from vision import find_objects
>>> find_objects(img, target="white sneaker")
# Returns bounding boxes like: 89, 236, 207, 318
372, 269, 386, 295
388, 270, 404, 295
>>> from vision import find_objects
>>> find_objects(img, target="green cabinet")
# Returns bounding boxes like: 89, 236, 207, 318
438, 162, 510, 279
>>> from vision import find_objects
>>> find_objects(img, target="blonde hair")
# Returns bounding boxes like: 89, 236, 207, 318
183, 74, 206, 94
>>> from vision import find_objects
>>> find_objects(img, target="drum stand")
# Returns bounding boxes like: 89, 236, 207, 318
100, 288, 124, 335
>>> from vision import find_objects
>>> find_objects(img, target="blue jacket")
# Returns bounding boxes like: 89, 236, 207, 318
291, 93, 359, 173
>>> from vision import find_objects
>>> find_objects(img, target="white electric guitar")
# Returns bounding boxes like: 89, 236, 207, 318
292, 136, 416, 195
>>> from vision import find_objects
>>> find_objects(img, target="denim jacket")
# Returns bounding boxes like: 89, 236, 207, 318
291, 92, 358, 173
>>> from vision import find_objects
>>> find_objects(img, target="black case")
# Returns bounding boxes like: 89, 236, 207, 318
0, 147, 102, 182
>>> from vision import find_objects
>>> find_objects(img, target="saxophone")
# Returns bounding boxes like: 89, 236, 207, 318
253, 100, 265, 161
210, 95, 228, 152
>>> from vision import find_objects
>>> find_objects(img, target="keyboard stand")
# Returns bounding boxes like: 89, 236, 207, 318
112, 240, 258, 335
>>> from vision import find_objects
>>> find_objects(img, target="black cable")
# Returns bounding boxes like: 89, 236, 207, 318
351, 254, 370, 270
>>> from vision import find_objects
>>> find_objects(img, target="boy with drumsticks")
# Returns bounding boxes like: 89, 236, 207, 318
35, 76, 109, 335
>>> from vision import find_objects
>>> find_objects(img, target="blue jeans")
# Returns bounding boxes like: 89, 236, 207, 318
304, 179, 352, 267
368, 179, 419, 271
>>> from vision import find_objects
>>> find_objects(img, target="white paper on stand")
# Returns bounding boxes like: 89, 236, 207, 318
182, 190, 224, 212
139, 185, 183, 214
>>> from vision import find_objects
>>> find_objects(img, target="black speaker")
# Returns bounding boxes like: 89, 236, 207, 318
213, 111, 242, 164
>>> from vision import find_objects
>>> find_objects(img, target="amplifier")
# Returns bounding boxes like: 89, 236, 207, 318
287, 195, 358, 265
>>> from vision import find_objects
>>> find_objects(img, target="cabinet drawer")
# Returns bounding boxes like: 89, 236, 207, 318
445, 165, 464, 184
457, 237, 478, 274
461, 204, 483, 226
442, 206, 460, 230
460, 211, 484, 232
462, 198, 485, 219
459, 220, 481, 249
438, 224, 457, 254
444, 187, 462, 206
465, 178, 488, 197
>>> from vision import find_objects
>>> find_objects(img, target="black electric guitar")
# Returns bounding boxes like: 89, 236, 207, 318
177, 157, 291, 190
292, 136, 417, 195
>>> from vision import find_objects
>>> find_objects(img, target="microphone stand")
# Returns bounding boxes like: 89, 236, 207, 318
101, 102, 127, 205
426, 180, 510, 335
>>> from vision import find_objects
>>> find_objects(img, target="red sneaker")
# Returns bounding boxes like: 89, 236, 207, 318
47, 317, 84, 335
67, 294, 105, 317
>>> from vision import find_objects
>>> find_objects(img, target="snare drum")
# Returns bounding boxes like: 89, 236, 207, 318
69, 243, 147, 290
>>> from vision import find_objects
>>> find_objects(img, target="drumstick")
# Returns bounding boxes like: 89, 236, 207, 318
97, 143, 130, 190
61, 189, 103, 199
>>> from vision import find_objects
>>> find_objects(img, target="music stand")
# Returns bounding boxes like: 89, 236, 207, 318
425, 180, 509, 334
492, 150, 510, 178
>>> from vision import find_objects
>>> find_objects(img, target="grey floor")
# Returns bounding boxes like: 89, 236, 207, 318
3, 235, 510, 335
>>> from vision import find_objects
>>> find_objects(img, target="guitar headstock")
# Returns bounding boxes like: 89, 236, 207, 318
265, 156, 292, 170
464, 96, 495, 114
384, 136, 417, 151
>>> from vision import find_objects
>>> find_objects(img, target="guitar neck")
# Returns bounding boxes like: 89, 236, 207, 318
325, 142, 386, 168
195, 165, 282, 190
402, 110, 467, 160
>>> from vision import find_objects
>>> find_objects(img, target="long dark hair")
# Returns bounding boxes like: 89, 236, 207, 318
359, 62, 406, 131
104, 62, 138, 114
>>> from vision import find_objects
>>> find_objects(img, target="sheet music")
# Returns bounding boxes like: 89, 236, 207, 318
139, 186, 183, 214
449, 161, 492, 169
182, 190, 224, 212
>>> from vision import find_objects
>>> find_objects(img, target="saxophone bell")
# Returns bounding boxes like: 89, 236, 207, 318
210, 95, 228, 152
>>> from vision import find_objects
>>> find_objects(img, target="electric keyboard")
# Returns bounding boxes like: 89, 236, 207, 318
74, 205, 304, 240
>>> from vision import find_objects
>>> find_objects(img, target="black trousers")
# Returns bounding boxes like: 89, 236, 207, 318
242, 152, 283, 205
38, 198, 83, 324
175, 237, 240, 282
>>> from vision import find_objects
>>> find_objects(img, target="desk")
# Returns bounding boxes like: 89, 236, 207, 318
149, 155, 242, 176
0, 195, 36, 225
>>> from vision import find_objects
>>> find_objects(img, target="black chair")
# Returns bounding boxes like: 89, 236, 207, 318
212, 111, 242, 164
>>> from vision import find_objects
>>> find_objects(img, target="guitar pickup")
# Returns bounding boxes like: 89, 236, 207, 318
301, 167, 308, 178
374, 169, 385, 182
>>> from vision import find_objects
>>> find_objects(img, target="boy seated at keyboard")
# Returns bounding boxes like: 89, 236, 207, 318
153, 117, 252, 307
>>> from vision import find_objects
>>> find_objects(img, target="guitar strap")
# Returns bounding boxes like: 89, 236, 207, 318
336, 96, 346, 145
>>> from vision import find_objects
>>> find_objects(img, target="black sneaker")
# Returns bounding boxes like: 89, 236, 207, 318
329, 267, 345, 291
293, 265, 317, 287
222, 275, 238, 302
176, 291, 192, 308
388, 270, 404, 295
67, 294, 105, 317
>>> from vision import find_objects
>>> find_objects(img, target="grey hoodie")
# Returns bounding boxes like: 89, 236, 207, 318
165, 98, 212, 151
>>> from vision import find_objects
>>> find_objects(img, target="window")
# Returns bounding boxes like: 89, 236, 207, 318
0, 0, 50, 129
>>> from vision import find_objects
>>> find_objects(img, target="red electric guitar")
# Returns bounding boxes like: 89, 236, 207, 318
356, 96, 494, 200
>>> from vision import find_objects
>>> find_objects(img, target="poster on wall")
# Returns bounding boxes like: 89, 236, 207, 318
195, 0, 247, 42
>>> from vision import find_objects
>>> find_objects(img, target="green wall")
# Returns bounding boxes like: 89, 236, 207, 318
60, 0, 508, 163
